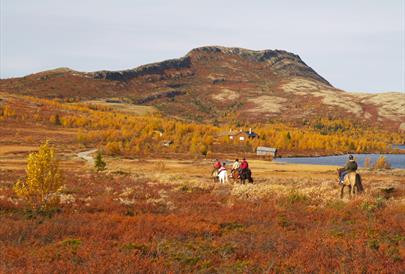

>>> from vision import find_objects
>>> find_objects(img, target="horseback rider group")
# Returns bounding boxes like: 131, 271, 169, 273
212, 154, 362, 192
212, 158, 252, 183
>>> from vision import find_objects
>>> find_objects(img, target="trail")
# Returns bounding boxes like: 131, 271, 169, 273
77, 149, 97, 165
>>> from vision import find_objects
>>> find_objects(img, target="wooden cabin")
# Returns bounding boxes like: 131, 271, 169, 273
228, 128, 258, 142
256, 146, 277, 157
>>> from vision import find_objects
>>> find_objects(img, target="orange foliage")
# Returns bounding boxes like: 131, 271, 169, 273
0, 170, 404, 272
2, 95, 404, 156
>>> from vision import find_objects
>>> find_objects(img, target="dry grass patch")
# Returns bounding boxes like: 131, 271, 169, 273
211, 89, 240, 101
247, 95, 287, 113
78, 99, 158, 115
282, 78, 363, 115
352, 92, 405, 121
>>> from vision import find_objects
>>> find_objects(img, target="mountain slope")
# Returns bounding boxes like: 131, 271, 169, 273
1, 46, 404, 130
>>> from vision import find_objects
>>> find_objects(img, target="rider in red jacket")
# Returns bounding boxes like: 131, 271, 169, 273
240, 158, 249, 170
212, 159, 221, 175
213, 159, 221, 169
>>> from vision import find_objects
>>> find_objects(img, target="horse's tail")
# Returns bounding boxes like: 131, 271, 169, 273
247, 169, 253, 183
356, 173, 364, 193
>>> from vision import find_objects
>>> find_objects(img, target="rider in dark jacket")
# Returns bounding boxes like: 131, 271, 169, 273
339, 155, 358, 183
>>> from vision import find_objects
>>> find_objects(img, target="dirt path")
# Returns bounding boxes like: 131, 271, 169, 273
77, 149, 97, 165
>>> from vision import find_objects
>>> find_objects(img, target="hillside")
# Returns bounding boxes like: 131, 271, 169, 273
1, 46, 404, 130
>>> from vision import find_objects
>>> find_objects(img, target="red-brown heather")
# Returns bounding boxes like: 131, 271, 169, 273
0, 46, 404, 273
1, 170, 405, 273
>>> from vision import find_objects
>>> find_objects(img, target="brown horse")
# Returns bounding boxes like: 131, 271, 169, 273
232, 168, 253, 184
339, 170, 363, 199
230, 169, 239, 183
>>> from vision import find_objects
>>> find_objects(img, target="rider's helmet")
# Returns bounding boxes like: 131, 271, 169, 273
222, 162, 226, 166
235, 158, 239, 161
348, 155, 354, 160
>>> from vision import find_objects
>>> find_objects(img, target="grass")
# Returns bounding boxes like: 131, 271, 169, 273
76, 99, 158, 115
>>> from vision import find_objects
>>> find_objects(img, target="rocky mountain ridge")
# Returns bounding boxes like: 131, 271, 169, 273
0, 46, 404, 130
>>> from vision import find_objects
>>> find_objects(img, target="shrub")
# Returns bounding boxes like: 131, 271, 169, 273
286, 191, 308, 204
14, 141, 62, 210
121, 243, 148, 255
60, 238, 82, 254
94, 151, 106, 172
364, 156, 372, 168
49, 114, 61, 125
373, 156, 391, 170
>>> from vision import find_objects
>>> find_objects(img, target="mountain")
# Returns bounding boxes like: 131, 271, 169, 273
1, 46, 404, 130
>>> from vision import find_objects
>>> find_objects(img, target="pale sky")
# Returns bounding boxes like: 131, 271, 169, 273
1, 0, 404, 92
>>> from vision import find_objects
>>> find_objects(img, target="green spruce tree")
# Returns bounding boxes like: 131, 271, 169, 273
94, 150, 106, 172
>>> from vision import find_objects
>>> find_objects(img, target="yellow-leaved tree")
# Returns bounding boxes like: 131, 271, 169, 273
14, 141, 62, 210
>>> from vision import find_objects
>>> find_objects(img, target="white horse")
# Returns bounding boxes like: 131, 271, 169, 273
218, 169, 228, 184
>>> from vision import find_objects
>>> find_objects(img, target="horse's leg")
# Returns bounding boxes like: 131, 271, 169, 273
351, 182, 356, 196
340, 185, 344, 199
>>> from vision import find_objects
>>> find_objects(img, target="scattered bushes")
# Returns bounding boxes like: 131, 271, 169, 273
373, 156, 391, 170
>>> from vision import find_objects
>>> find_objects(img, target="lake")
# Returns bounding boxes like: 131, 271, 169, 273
275, 154, 405, 169
392, 144, 405, 150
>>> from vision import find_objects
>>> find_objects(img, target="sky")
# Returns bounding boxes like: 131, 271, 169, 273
1, 0, 404, 92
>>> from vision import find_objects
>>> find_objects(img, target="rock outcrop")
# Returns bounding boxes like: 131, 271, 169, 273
88, 56, 192, 81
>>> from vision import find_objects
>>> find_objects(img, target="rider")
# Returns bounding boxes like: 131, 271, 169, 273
212, 159, 222, 175
232, 159, 240, 171
218, 162, 227, 174
240, 158, 249, 171
339, 155, 358, 184
231, 159, 241, 178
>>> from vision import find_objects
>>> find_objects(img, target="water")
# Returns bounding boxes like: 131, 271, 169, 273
275, 154, 405, 169
392, 144, 405, 150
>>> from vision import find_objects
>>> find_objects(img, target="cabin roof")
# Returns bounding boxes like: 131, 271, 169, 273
245, 131, 258, 137
257, 146, 277, 152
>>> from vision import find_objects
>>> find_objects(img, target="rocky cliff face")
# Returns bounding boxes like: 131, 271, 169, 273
88, 56, 192, 81
186, 46, 331, 85
0, 46, 404, 130
85, 46, 330, 86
